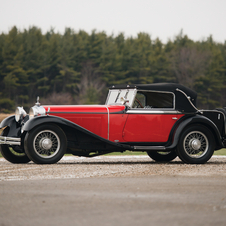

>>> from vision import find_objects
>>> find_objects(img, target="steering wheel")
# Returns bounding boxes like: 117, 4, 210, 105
133, 98, 144, 108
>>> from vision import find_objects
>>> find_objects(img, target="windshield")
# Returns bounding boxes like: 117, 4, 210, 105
105, 89, 137, 107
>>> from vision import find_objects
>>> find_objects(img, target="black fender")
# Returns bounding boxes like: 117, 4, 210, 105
0, 115, 15, 128
166, 114, 223, 150
0, 115, 22, 137
23, 115, 132, 152
23, 115, 74, 132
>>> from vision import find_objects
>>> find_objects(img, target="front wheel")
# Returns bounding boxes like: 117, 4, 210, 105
177, 125, 215, 164
0, 145, 31, 164
0, 129, 30, 164
24, 124, 67, 164
147, 150, 177, 162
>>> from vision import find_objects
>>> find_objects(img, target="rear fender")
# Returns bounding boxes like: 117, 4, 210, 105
168, 115, 223, 150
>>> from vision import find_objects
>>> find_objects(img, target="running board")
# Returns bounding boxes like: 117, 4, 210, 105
134, 146, 166, 151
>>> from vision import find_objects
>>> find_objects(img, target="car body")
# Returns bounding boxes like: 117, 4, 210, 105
1, 83, 226, 164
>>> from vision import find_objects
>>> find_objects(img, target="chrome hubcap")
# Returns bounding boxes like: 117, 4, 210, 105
183, 131, 208, 158
40, 138, 52, 150
189, 138, 201, 150
33, 130, 60, 158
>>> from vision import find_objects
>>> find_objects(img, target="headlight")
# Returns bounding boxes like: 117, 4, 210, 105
15, 107, 27, 122
29, 107, 35, 119
29, 106, 46, 119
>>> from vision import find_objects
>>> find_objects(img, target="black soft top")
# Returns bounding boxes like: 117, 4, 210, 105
110, 83, 198, 112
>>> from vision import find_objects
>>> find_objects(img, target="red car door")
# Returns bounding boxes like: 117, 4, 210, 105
122, 109, 184, 142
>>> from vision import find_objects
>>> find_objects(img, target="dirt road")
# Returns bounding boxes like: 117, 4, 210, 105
0, 156, 226, 226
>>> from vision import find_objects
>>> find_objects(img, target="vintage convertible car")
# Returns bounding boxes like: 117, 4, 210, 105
0, 83, 226, 164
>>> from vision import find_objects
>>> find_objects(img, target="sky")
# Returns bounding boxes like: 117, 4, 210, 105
0, 0, 226, 43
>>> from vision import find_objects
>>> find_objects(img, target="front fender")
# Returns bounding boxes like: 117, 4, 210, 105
167, 115, 223, 150
0, 115, 22, 138
22, 115, 132, 152
23, 115, 73, 132
0, 115, 15, 129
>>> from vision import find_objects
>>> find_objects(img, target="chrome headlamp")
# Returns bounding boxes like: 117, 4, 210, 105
15, 107, 27, 122
29, 106, 46, 119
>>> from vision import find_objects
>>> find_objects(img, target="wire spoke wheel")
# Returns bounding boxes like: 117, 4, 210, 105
24, 124, 67, 164
34, 130, 60, 158
183, 131, 208, 158
177, 125, 215, 164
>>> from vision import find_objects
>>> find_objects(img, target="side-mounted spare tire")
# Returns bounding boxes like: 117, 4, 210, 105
24, 124, 67, 164
177, 125, 215, 164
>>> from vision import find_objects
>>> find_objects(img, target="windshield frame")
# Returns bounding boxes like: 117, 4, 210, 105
105, 89, 137, 108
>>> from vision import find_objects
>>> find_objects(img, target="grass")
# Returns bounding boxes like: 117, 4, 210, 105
214, 148, 226, 155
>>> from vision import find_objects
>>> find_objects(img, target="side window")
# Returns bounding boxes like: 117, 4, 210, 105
133, 91, 174, 109
132, 93, 146, 108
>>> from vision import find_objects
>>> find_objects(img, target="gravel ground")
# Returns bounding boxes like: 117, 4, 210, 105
1, 155, 226, 181
1, 155, 226, 226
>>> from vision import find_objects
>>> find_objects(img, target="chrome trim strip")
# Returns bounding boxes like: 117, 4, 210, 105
47, 112, 109, 114
201, 109, 225, 114
34, 111, 125, 115
0, 136, 21, 145
176, 88, 199, 112
105, 106, 110, 140
127, 110, 181, 114
134, 146, 166, 150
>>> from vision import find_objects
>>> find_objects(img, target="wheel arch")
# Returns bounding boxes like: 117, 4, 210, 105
23, 115, 72, 132
0, 115, 15, 129
24, 123, 67, 164
22, 116, 88, 145
0, 115, 22, 138
170, 115, 223, 150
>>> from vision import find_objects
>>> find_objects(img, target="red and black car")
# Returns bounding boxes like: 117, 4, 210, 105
1, 83, 226, 164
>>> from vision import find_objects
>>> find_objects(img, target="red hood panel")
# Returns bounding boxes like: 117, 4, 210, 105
41, 105, 126, 140
42, 105, 125, 114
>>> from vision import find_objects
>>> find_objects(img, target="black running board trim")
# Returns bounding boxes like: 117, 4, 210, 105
134, 146, 166, 151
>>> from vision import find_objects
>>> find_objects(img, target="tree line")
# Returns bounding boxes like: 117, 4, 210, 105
0, 26, 226, 112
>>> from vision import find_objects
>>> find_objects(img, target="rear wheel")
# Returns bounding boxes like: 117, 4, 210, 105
147, 150, 177, 162
0, 129, 30, 164
24, 124, 67, 164
177, 125, 215, 164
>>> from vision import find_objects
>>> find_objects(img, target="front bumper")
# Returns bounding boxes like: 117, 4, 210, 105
0, 136, 21, 145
